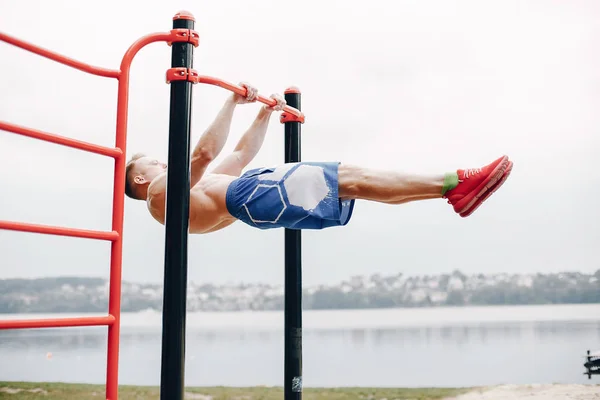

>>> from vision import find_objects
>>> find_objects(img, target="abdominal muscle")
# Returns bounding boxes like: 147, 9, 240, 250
189, 173, 238, 234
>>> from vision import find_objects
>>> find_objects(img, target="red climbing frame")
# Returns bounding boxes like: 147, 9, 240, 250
0, 11, 305, 400
0, 13, 201, 400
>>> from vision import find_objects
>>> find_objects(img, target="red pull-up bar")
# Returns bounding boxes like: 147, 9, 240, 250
165, 68, 306, 123
196, 76, 305, 121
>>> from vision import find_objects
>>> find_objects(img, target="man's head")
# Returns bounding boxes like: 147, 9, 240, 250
125, 153, 167, 200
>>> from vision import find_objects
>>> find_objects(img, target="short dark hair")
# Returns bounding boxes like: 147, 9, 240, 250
125, 152, 145, 200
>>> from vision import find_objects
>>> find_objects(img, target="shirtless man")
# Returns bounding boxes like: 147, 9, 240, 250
125, 83, 513, 233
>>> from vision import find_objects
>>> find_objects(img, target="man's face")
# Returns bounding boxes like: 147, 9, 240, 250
132, 156, 167, 185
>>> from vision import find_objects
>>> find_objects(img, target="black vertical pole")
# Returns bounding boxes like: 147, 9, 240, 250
160, 11, 195, 400
283, 88, 302, 400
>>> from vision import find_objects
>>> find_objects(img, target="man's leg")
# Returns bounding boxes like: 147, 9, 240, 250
338, 155, 512, 216
338, 165, 444, 204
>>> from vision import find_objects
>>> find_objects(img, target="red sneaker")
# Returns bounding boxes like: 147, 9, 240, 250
459, 160, 513, 218
443, 155, 511, 216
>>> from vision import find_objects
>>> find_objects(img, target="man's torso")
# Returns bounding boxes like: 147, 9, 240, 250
146, 172, 237, 233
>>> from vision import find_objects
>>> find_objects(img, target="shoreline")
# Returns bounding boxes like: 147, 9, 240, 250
0, 382, 468, 399
1, 382, 599, 400
2, 303, 600, 331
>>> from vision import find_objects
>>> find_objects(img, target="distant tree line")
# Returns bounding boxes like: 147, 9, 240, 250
0, 271, 599, 313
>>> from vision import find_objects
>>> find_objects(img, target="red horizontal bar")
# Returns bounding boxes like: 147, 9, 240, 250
195, 75, 305, 119
0, 120, 122, 158
0, 31, 120, 79
0, 220, 119, 241
0, 315, 115, 330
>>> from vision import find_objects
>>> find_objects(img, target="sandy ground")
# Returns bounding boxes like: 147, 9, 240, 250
448, 384, 600, 400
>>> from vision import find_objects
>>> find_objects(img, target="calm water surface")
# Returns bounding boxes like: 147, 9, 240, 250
1, 304, 599, 387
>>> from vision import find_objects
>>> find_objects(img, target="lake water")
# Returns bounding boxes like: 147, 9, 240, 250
1, 304, 599, 388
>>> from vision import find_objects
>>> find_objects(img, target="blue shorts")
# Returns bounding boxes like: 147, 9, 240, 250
225, 162, 355, 230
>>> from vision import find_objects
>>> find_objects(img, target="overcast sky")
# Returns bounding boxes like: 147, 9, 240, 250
0, 0, 598, 286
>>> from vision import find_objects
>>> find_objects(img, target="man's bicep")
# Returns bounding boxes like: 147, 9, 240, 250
190, 153, 213, 186
209, 151, 246, 176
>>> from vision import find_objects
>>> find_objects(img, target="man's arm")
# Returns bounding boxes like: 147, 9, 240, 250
190, 82, 258, 187
211, 93, 286, 176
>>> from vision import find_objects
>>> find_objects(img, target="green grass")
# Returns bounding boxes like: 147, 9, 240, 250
0, 381, 471, 400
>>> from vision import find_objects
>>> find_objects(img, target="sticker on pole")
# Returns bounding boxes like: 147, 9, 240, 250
292, 376, 303, 392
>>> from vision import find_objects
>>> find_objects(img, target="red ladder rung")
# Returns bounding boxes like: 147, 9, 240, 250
0, 220, 119, 241
0, 315, 115, 330
0, 120, 122, 158
0, 31, 120, 79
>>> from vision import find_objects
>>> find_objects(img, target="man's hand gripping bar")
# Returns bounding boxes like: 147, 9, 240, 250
166, 67, 305, 123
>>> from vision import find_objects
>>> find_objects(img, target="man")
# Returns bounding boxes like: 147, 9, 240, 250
125, 83, 513, 233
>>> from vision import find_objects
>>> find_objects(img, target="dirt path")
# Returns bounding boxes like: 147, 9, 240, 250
447, 384, 600, 400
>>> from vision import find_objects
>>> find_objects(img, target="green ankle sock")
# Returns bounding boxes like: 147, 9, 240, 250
441, 172, 459, 195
